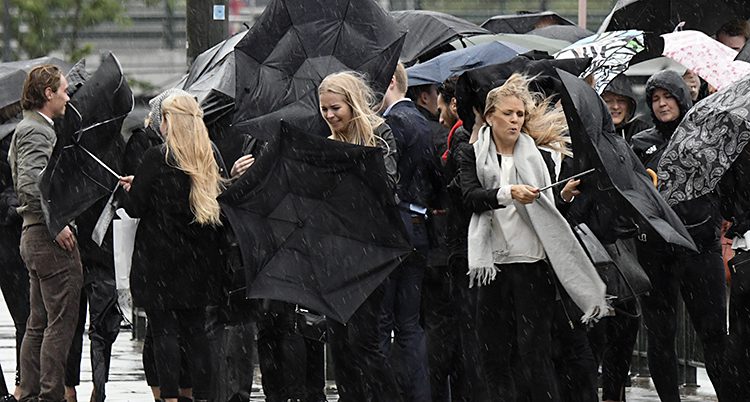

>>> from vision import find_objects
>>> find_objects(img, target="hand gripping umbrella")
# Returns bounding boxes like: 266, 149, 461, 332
556, 69, 696, 251
219, 121, 412, 324
40, 52, 133, 238
232, 0, 406, 141
658, 73, 750, 206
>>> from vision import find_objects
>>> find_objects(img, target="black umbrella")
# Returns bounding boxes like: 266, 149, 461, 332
736, 40, 750, 63
556, 68, 696, 251
0, 56, 72, 112
598, 0, 750, 36
658, 72, 750, 206
39, 52, 133, 237
181, 30, 247, 124
529, 25, 594, 43
391, 10, 489, 65
219, 121, 412, 324
481, 11, 576, 34
232, 0, 406, 141
454, 55, 591, 131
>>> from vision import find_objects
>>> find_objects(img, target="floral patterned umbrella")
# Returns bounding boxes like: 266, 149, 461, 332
662, 30, 750, 90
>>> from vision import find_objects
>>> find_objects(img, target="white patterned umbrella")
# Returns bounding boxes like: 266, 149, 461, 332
555, 30, 645, 94
662, 30, 750, 90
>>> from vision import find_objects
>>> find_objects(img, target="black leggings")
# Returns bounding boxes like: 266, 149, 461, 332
725, 251, 750, 401
145, 308, 211, 400
637, 244, 727, 402
476, 261, 560, 402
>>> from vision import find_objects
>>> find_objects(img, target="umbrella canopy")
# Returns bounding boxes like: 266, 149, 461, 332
737, 40, 750, 63
454, 55, 590, 131
449, 33, 571, 54
555, 30, 645, 94
181, 30, 248, 123
39, 52, 133, 237
556, 68, 696, 251
661, 30, 750, 91
406, 40, 529, 86
391, 10, 489, 65
658, 73, 750, 206
0, 56, 72, 112
232, 0, 406, 140
481, 11, 575, 34
529, 24, 595, 43
219, 121, 412, 324
598, 0, 750, 36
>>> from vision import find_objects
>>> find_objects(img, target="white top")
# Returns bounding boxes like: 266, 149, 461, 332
493, 154, 546, 264
37, 111, 54, 126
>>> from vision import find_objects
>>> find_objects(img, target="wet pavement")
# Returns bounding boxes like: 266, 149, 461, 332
0, 302, 718, 401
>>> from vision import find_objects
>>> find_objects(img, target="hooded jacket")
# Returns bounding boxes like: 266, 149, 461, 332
602, 75, 652, 144
632, 70, 720, 252
631, 70, 693, 171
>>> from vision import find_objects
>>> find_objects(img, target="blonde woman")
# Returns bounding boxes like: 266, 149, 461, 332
317, 71, 402, 402
119, 94, 223, 402
458, 73, 608, 401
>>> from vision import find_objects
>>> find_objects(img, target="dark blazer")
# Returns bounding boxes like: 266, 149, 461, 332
385, 100, 437, 208
124, 144, 221, 311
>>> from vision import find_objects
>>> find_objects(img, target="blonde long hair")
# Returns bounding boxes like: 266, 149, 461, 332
318, 71, 384, 147
484, 73, 571, 157
161, 94, 223, 226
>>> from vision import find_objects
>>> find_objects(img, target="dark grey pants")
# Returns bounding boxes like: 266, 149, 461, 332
18, 225, 83, 402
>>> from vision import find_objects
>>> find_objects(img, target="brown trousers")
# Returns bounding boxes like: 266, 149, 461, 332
18, 225, 83, 402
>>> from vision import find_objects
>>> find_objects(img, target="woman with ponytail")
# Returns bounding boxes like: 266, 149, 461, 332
120, 94, 223, 402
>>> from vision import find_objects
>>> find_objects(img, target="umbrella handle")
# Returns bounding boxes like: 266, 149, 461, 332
645, 168, 658, 188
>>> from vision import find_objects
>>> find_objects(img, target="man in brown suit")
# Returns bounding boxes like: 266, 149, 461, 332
9, 64, 83, 402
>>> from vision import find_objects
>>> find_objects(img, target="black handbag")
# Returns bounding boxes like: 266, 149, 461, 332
294, 305, 327, 343
573, 223, 652, 317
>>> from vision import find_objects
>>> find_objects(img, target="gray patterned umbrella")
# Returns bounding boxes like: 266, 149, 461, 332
658, 73, 750, 206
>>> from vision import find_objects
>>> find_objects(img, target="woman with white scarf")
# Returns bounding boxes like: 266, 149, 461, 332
458, 73, 609, 401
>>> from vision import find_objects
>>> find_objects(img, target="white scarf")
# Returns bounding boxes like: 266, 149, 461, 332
467, 127, 610, 323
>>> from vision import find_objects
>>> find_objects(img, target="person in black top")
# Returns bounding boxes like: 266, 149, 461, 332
119, 94, 223, 402
601, 75, 652, 144
631, 70, 727, 402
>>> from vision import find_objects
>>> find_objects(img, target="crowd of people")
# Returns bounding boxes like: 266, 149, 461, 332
1, 14, 750, 402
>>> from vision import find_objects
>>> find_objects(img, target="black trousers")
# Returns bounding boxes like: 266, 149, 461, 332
328, 283, 401, 402
64, 262, 121, 402
725, 250, 750, 401
142, 323, 192, 389
257, 303, 325, 402
145, 308, 212, 400
0, 226, 29, 388
205, 308, 256, 402
588, 300, 640, 402
422, 254, 487, 401
637, 244, 727, 402
551, 298, 598, 402
477, 261, 560, 402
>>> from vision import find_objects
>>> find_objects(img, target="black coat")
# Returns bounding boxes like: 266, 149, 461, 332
124, 144, 221, 310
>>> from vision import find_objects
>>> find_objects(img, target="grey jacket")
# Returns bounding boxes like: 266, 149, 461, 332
8, 111, 56, 228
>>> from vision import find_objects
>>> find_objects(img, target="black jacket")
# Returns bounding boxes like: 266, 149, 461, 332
124, 144, 222, 310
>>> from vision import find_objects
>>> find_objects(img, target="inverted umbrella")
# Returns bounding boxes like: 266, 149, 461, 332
658, 73, 750, 206
529, 25, 595, 43
40, 52, 133, 237
454, 55, 591, 131
232, 0, 406, 140
598, 0, 750, 36
218, 121, 412, 324
555, 30, 645, 94
391, 10, 489, 65
181, 30, 247, 123
406, 40, 528, 86
556, 68, 696, 251
661, 30, 750, 91
481, 12, 575, 34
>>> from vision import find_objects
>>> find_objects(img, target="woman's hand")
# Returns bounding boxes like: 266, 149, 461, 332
231, 154, 255, 178
561, 178, 581, 203
119, 175, 134, 192
55, 226, 76, 252
511, 184, 540, 204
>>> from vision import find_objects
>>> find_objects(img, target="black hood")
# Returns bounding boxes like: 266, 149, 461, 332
645, 70, 693, 137
603, 75, 637, 122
